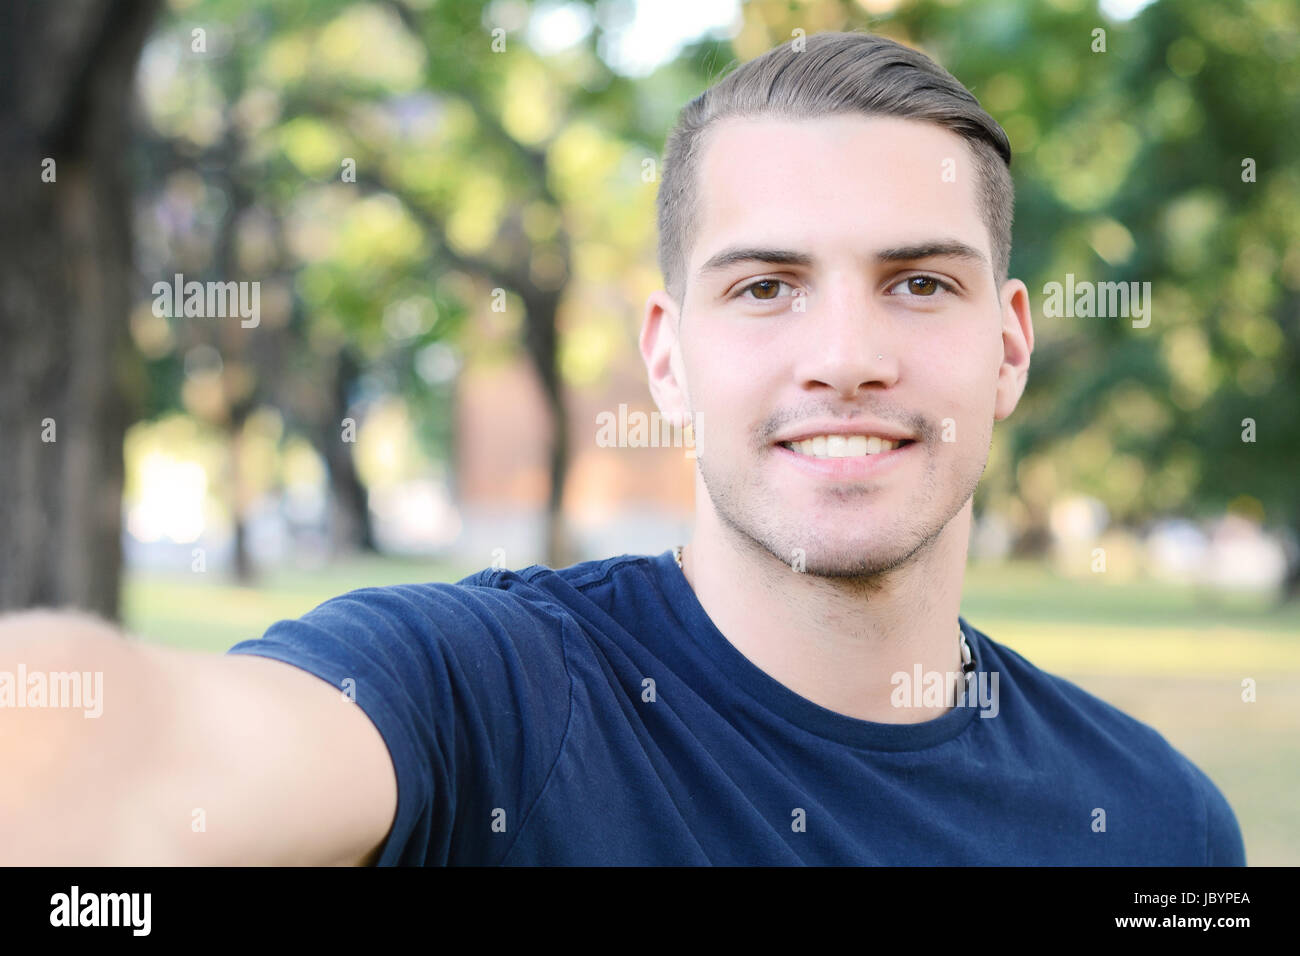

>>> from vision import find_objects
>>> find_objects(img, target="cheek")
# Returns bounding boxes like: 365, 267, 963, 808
918, 319, 1000, 375
684, 358, 760, 453
912, 335, 1000, 443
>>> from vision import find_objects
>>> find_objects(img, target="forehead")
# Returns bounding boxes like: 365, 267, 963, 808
690, 114, 989, 274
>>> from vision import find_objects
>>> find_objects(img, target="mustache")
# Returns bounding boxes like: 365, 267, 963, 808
755, 403, 936, 446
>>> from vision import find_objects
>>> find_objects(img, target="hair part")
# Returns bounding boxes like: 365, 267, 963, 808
655, 31, 1014, 307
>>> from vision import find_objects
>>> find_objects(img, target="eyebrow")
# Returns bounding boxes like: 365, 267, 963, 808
696, 240, 989, 277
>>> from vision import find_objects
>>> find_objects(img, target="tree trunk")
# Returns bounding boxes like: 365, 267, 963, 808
1282, 520, 1300, 604
320, 348, 376, 555
522, 290, 572, 568
225, 406, 256, 584
0, 0, 160, 619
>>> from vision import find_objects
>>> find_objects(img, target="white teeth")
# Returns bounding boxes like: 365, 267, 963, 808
785, 435, 903, 458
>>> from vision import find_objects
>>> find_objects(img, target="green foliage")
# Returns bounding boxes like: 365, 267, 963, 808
136, 0, 1300, 554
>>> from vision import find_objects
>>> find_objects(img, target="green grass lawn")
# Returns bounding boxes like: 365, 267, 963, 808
123, 555, 1300, 865
124, 555, 469, 653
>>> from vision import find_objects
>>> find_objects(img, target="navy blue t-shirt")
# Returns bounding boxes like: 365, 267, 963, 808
225, 550, 1246, 865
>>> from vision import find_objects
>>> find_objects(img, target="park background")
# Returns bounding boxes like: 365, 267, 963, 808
1, 0, 1297, 863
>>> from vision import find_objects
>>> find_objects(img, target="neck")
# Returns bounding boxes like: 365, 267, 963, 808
681, 499, 972, 724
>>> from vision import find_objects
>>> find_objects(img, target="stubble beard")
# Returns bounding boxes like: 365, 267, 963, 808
697, 434, 987, 587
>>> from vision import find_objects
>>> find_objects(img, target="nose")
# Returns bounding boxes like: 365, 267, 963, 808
791, 280, 899, 397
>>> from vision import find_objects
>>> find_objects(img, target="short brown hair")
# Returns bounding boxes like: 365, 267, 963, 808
656, 30, 1014, 305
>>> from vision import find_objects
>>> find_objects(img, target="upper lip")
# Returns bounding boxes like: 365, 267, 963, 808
774, 421, 916, 444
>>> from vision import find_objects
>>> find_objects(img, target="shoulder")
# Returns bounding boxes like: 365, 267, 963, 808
461, 552, 664, 633
228, 553, 658, 682
477, 552, 660, 601
264, 577, 574, 685
967, 621, 1246, 865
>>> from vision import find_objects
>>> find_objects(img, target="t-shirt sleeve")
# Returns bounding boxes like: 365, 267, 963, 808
224, 578, 574, 865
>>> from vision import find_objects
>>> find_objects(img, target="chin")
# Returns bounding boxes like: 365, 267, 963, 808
762, 532, 926, 578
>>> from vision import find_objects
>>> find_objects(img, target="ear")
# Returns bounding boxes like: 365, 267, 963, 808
640, 288, 691, 427
994, 278, 1034, 421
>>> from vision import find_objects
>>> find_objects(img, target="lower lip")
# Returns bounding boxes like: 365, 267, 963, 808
772, 441, 915, 480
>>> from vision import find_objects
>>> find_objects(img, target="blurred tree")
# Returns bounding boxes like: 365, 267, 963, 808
11, 0, 1294, 606
0, 0, 161, 618
133, 0, 702, 570
135, 0, 433, 576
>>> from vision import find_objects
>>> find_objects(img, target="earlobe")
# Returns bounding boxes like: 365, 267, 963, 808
640, 289, 690, 427
993, 279, 1034, 421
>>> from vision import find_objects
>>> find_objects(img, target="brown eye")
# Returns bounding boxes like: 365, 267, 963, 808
887, 275, 954, 298
748, 279, 782, 300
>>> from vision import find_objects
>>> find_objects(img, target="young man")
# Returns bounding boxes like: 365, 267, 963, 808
0, 31, 1244, 866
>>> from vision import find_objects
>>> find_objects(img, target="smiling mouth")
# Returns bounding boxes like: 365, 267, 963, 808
777, 435, 915, 458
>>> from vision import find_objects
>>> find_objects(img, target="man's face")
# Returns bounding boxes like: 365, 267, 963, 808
651, 114, 1031, 577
